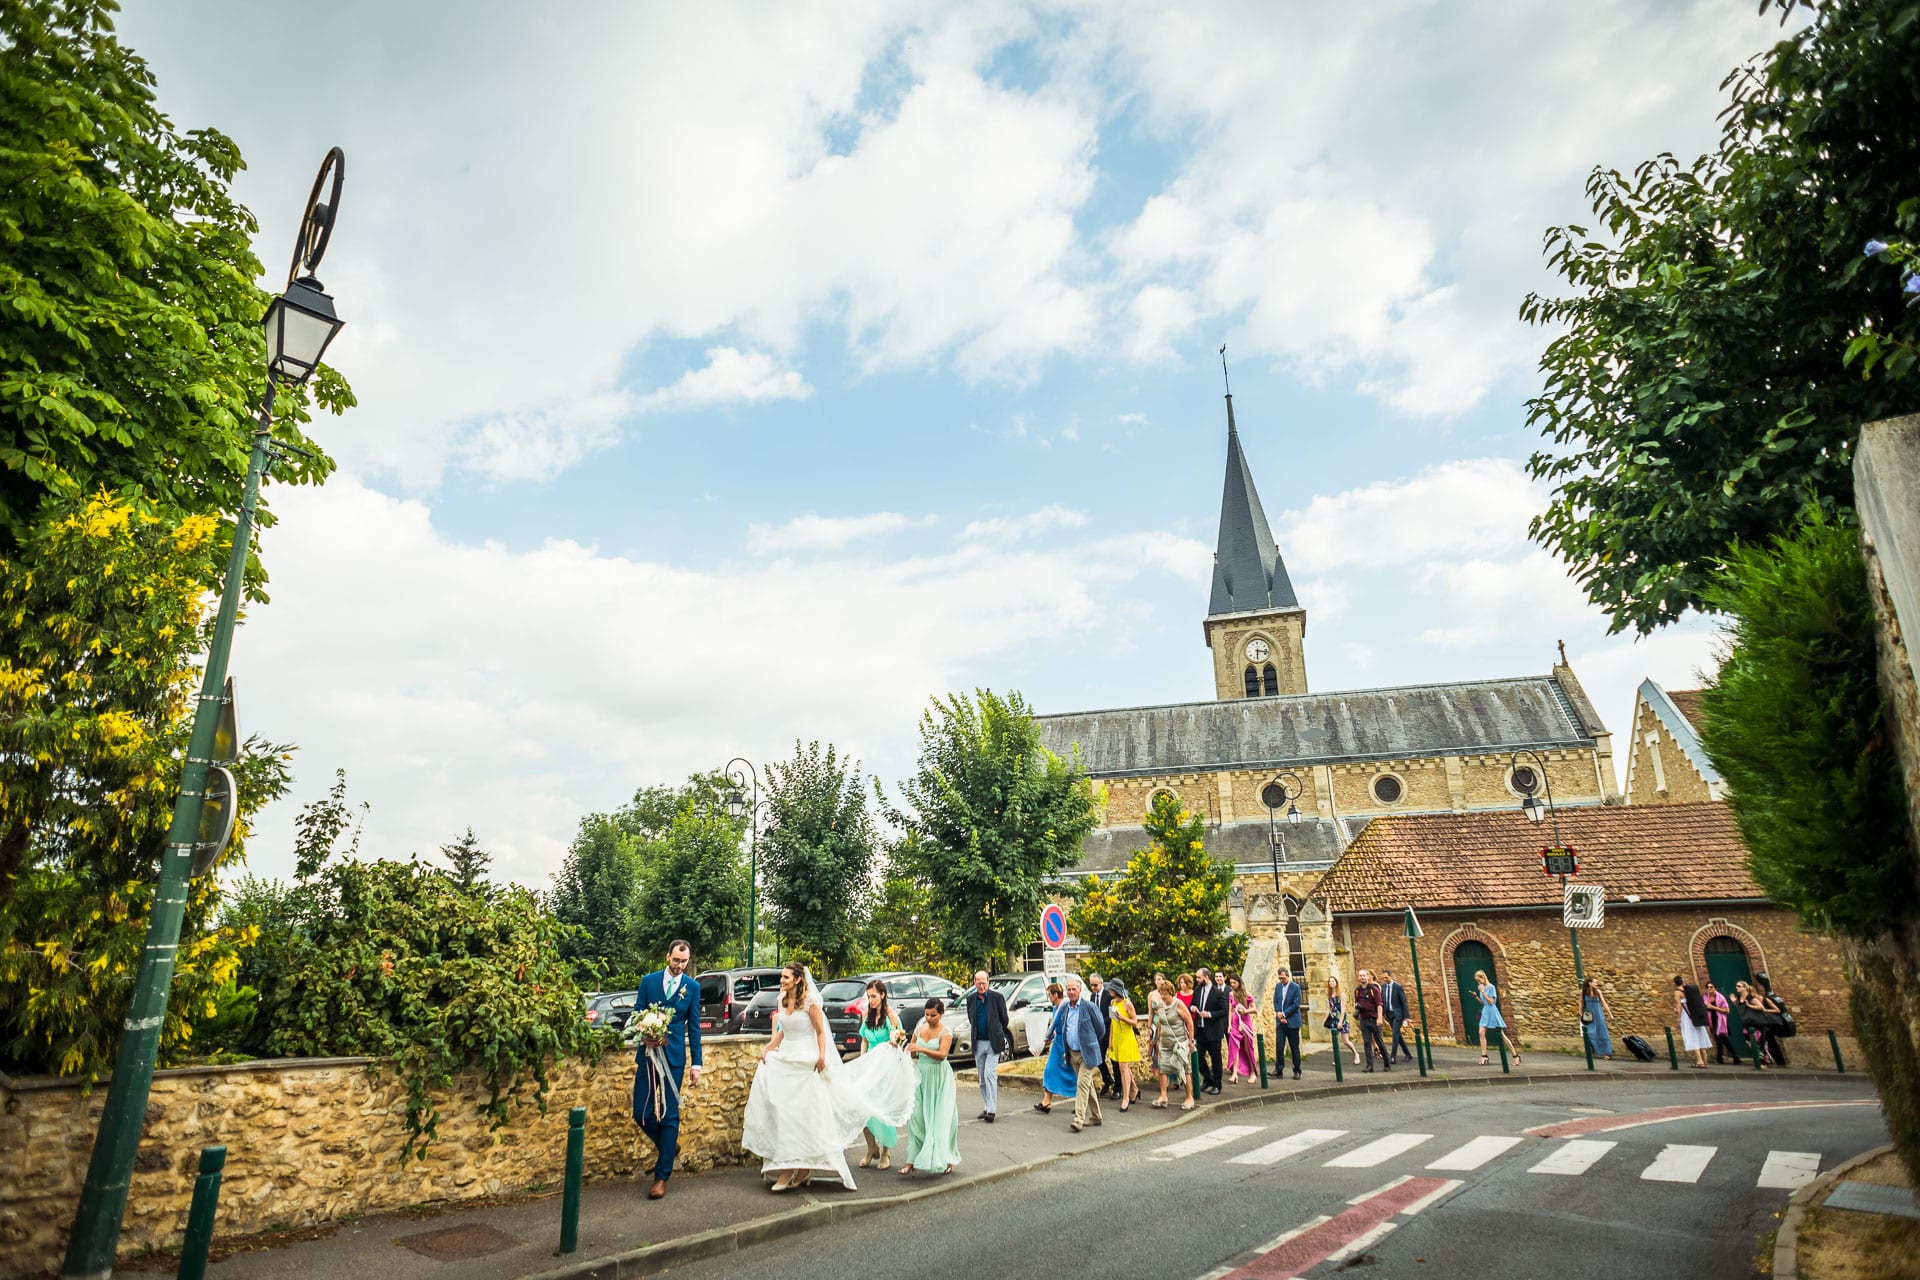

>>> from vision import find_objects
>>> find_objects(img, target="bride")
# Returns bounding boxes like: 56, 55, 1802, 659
741, 961, 914, 1191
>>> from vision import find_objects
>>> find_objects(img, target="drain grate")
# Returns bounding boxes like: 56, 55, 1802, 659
394, 1223, 527, 1260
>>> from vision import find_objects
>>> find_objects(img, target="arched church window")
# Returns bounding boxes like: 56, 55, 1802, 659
1262, 663, 1278, 696
1244, 665, 1261, 698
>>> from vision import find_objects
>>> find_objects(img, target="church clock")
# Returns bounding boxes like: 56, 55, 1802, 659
1245, 638, 1271, 662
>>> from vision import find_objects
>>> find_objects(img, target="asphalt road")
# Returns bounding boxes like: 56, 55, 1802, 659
661, 1076, 1885, 1280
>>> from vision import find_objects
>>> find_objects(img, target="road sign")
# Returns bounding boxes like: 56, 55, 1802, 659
1040, 903, 1067, 949
1564, 882, 1604, 929
1542, 844, 1579, 877
1403, 905, 1424, 940
1043, 947, 1067, 978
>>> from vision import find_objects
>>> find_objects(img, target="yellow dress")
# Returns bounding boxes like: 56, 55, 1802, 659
1109, 1000, 1141, 1063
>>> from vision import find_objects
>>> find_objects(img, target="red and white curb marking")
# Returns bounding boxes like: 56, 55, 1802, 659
1525, 1099, 1877, 1139
1198, 1175, 1462, 1279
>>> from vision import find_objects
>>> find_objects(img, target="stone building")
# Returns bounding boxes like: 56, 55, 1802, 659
1621, 679, 1725, 804
1311, 802, 1853, 1051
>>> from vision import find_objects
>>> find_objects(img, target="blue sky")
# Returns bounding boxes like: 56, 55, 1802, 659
115, 1, 1786, 885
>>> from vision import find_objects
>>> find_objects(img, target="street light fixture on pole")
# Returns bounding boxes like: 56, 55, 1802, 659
1508, 748, 1586, 1023
63, 149, 349, 1280
723, 758, 768, 967
1260, 773, 1305, 891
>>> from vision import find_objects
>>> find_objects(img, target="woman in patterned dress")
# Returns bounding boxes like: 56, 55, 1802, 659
1151, 977, 1197, 1111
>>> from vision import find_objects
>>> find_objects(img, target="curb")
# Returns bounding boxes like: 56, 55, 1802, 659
524, 1066, 1873, 1280
1771, 1142, 1894, 1280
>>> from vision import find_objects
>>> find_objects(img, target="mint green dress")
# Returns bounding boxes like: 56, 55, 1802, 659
858, 1018, 901, 1146
905, 1026, 960, 1171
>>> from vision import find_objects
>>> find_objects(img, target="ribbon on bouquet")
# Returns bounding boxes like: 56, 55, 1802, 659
641, 1043, 681, 1121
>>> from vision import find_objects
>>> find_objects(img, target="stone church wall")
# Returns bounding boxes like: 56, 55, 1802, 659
1624, 698, 1717, 805
1336, 906, 1852, 1056
0, 1039, 764, 1277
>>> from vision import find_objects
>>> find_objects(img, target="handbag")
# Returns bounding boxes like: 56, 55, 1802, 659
1322, 1013, 1338, 1030
1580, 1010, 1594, 1025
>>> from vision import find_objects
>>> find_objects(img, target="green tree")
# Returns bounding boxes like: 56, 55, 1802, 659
0, 0, 351, 563
1523, 0, 1920, 634
547, 812, 648, 987
439, 826, 491, 893
761, 741, 878, 975
860, 837, 968, 982
630, 806, 749, 964
1068, 793, 1245, 997
883, 689, 1098, 971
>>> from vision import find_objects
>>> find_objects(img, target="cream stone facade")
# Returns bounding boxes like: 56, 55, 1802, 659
1622, 679, 1724, 805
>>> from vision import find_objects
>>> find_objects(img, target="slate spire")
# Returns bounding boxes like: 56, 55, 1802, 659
1208, 392, 1300, 616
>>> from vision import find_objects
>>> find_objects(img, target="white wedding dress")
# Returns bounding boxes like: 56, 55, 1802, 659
741, 998, 915, 1188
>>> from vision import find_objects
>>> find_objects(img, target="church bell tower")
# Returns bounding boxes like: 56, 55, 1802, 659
1204, 391, 1308, 700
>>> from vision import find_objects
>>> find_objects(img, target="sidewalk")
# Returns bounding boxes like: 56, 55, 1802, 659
143, 1042, 1856, 1280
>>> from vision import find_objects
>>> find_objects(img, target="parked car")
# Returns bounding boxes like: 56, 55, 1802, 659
819, 972, 972, 1063
736, 987, 781, 1036
584, 990, 636, 1032
989, 970, 1055, 1056
698, 967, 785, 1034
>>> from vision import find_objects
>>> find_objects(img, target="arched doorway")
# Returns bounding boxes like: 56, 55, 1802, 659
1704, 935, 1753, 996
1453, 940, 1495, 1046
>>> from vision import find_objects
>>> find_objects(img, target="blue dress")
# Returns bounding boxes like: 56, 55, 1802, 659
1477, 984, 1507, 1030
1042, 1013, 1077, 1096
1583, 996, 1613, 1056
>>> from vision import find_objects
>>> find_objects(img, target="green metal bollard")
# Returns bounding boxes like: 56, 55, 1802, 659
1332, 1039, 1344, 1083
1664, 1026, 1679, 1070
1497, 1038, 1510, 1074
560, 1106, 585, 1254
1257, 1033, 1269, 1089
1423, 1028, 1434, 1073
1727, 1006, 1748, 1065
1583, 1028, 1595, 1072
1191, 1049, 1202, 1091
177, 1145, 226, 1280
1414, 1029, 1428, 1078
1829, 1029, 1845, 1073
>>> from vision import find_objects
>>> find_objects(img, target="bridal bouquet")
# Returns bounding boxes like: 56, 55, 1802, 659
630, 1004, 674, 1047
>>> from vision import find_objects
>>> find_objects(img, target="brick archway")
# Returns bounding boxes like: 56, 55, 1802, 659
1689, 919, 1768, 985
1438, 924, 1515, 1044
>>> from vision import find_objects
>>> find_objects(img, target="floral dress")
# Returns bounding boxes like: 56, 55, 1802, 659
1152, 999, 1191, 1084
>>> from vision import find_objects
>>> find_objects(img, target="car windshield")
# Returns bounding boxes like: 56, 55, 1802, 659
990, 978, 1024, 995
818, 979, 866, 1004
747, 990, 780, 1009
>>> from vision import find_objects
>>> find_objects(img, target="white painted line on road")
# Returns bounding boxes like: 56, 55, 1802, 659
1326, 1133, 1433, 1168
1641, 1143, 1717, 1183
1427, 1135, 1523, 1171
1150, 1124, 1265, 1161
1228, 1128, 1347, 1166
1757, 1150, 1822, 1191
1529, 1139, 1617, 1175
1327, 1220, 1398, 1263
1194, 1213, 1333, 1277
1400, 1177, 1465, 1217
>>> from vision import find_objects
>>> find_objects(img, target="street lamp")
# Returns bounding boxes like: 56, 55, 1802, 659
1260, 773, 1305, 891
722, 758, 769, 967
1508, 748, 1586, 1028
63, 148, 349, 1280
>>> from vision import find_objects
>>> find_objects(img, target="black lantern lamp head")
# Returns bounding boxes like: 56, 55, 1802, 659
264, 275, 343, 386
1286, 802, 1302, 825
1520, 794, 1547, 825
727, 789, 746, 821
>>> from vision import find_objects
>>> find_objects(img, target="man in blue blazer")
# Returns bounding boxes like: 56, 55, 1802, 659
1272, 966, 1303, 1080
632, 940, 703, 1200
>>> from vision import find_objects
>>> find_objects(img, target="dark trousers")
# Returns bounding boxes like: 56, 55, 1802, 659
1359, 1019, 1390, 1068
1275, 1024, 1301, 1074
1713, 1031, 1736, 1063
639, 1113, 678, 1181
1387, 1019, 1412, 1061
1098, 1048, 1117, 1093
1198, 1035, 1224, 1089
1764, 1030, 1789, 1066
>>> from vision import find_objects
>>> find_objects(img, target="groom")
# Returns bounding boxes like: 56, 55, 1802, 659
632, 939, 703, 1200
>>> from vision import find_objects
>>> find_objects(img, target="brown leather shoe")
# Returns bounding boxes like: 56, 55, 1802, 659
648, 1178, 667, 1200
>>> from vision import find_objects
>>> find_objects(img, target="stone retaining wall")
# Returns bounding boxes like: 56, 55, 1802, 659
0, 1036, 765, 1277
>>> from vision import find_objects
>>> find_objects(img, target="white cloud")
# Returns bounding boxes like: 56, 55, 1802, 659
962, 505, 1091, 540
1414, 550, 1593, 647
746, 511, 936, 554
1280, 457, 1542, 569
634, 347, 813, 413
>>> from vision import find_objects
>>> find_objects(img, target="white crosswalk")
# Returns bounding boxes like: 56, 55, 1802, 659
1157, 1121, 1826, 1191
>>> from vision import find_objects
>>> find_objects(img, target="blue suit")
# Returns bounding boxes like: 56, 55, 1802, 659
1272, 979, 1303, 1075
631, 968, 703, 1181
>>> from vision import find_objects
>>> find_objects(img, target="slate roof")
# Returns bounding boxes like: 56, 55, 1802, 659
1037, 674, 1597, 779
1312, 801, 1761, 913
1067, 816, 1369, 876
1208, 395, 1299, 616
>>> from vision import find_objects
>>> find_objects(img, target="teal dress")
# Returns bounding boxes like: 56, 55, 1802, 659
858, 1018, 900, 1146
905, 1026, 960, 1171
1041, 1009, 1077, 1096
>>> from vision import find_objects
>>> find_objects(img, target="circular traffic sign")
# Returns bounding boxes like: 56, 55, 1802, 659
1040, 903, 1067, 949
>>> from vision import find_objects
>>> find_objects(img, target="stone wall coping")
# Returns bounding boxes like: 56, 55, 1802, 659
0, 1036, 776, 1094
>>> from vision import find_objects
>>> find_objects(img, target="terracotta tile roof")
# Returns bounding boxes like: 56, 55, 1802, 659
1313, 801, 1762, 913
1665, 689, 1707, 732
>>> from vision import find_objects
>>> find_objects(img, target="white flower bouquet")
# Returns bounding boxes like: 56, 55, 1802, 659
629, 1003, 674, 1047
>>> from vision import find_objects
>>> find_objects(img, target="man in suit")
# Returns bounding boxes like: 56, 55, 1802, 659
1045, 976, 1108, 1132
1087, 973, 1118, 1098
1192, 966, 1228, 1094
963, 970, 1012, 1122
1380, 968, 1413, 1064
1271, 966, 1304, 1079
631, 940, 704, 1200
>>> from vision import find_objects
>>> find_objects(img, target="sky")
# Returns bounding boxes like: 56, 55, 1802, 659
113, 0, 1790, 888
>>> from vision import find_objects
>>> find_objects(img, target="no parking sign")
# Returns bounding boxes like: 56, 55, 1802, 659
1040, 903, 1067, 949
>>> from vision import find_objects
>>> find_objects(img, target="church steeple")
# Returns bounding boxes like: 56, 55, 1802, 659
1208, 392, 1299, 617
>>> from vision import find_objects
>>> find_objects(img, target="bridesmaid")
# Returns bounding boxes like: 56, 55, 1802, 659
1107, 979, 1142, 1110
855, 979, 904, 1170
900, 998, 959, 1175
1224, 976, 1257, 1084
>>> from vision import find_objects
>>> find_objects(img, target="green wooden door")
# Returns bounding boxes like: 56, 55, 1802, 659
1704, 937, 1753, 1003
1453, 941, 1494, 1046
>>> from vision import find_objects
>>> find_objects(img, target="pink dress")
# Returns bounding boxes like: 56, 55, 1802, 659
1226, 994, 1257, 1077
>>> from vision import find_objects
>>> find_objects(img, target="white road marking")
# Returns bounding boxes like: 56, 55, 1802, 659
1401, 1178, 1466, 1216
1757, 1150, 1822, 1191
1529, 1139, 1617, 1175
1642, 1144, 1717, 1183
1228, 1128, 1348, 1166
1149, 1124, 1266, 1161
1325, 1133, 1434, 1168
1328, 1220, 1399, 1262
1427, 1135, 1523, 1171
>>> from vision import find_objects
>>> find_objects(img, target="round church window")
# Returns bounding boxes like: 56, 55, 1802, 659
1371, 774, 1404, 805
1509, 765, 1540, 797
